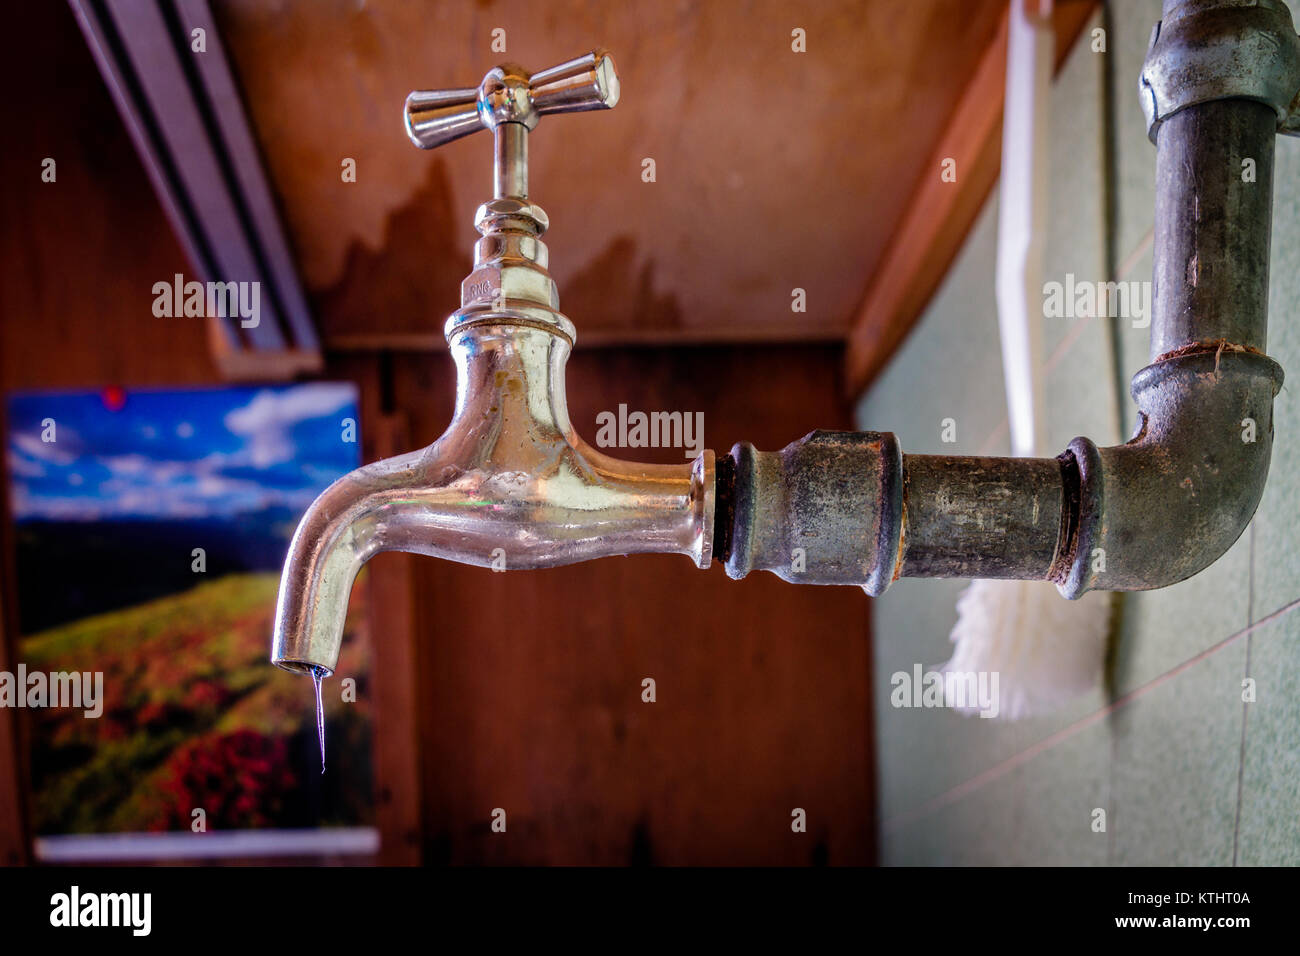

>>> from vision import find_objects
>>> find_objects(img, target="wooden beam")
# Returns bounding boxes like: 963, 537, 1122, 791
324, 323, 847, 354
844, 0, 1099, 399
69, 0, 323, 377
207, 316, 323, 380
179, 0, 321, 352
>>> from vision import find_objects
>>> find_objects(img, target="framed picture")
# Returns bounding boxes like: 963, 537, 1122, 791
5, 383, 375, 858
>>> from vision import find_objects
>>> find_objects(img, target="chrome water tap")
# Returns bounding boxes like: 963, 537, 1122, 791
272, 52, 713, 677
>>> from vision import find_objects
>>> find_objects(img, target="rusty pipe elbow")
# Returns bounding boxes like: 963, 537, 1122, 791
1054, 84, 1291, 596
1058, 348, 1283, 597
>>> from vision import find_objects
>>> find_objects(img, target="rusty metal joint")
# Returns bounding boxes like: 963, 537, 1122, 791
721, 431, 903, 596
1057, 348, 1283, 598
1140, 0, 1300, 141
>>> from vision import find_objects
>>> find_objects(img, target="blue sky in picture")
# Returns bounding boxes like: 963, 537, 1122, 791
6, 384, 359, 523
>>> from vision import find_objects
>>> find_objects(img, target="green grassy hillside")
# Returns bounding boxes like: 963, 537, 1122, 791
20, 572, 372, 833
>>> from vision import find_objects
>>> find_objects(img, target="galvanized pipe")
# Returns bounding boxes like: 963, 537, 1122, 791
1151, 99, 1276, 358
897, 455, 1064, 581
721, 0, 1298, 599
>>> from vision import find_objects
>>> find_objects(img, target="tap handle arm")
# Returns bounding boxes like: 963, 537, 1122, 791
529, 50, 621, 116
404, 49, 620, 151
402, 87, 483, 150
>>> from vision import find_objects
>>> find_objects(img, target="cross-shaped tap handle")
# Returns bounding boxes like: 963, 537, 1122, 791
404, 50, 620, 198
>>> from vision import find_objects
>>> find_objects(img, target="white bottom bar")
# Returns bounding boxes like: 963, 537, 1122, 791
33, 827, 380, 862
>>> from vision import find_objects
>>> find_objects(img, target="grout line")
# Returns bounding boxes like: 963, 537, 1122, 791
975, 226, 1155, 460
1045, 309, 1096, 375
1231, 523, 1257, 866
884, 589, 1300, 835
1040, 227, 1154, 382
1117, 225, 1155, 282
1106, 719, 1118, 864
1042, 305, 1104, 379
972, 234, 1154, 463
1042, 226, 1154, 378
976, 417, 1010, 457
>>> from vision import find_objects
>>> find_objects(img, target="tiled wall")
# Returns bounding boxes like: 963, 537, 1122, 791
857, 0, 1300, 865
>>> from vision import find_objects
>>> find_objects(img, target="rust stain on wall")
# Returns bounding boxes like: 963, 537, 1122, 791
561, 236, 683, 334
313, 159, 472, 342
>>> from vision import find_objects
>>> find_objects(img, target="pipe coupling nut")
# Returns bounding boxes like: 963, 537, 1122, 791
722, 430, 903, 594
1140, 0, 1300, 141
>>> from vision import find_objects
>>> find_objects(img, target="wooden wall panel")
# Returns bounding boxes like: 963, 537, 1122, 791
1, 2, 875, 866
0, 5, 219, 390
336, 354, 425, 866
0, 0, 221, 866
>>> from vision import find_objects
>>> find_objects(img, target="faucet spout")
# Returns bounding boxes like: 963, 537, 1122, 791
270, 446, 427, 676
272, 322, 714, 675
